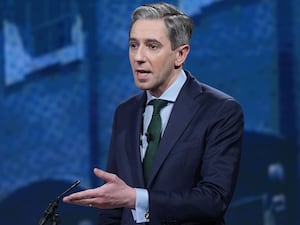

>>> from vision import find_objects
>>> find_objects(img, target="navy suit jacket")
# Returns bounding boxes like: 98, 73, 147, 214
98, 71, 244, 225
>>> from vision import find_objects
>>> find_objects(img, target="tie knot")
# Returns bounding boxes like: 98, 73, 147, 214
149, 99, 168, 115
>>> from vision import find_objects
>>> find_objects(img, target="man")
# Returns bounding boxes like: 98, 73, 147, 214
63, 2, 244, 225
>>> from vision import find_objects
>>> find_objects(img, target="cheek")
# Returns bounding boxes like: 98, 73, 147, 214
155, 56, 175, 73
152, 56, 168, 70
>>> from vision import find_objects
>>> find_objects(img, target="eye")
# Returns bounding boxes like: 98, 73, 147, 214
149, 43, 157, 49
148, 42, 160, 50
129, 42, 138, 49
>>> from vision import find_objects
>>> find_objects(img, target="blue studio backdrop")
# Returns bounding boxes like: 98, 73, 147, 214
0, 0, 299, 225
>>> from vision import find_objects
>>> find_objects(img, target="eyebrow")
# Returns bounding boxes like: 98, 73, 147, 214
129, 38, 160, 43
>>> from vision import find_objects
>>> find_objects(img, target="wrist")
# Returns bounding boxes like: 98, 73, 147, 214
127, 187, 136, 208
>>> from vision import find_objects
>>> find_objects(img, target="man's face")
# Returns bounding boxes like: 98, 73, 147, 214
129, 19, 179, 97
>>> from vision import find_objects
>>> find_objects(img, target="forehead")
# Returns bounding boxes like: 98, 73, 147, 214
130, 19, 169, 41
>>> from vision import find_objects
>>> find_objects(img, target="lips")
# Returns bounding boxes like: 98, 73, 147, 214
135, 69, 151, 80
136, 69, 150, 73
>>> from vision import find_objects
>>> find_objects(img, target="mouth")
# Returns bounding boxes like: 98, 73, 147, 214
135, 69, 151, 80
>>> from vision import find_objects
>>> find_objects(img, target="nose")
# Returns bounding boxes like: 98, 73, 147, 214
133, 46, 146, 63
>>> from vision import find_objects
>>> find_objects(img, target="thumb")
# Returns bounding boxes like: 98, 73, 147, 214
93, 168, 116, 183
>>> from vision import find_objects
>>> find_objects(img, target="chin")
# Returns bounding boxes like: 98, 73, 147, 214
135, 82, 151, 91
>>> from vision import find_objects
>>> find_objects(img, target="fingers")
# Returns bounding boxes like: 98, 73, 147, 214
63, 188, 95, 202
62, 168, 110, 203
62, 169, 112, 204
63, 198, 95, 208
63, 168, 123, 209
63, 188, 101, 208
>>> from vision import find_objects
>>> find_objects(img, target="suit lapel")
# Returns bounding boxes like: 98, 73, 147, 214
126, 93, 147, 187
147, 74, 202, 186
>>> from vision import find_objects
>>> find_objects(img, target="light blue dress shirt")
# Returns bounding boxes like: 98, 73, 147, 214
131, 70, 187, 223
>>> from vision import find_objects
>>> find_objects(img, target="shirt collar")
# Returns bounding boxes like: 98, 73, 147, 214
146, 69, 187, 103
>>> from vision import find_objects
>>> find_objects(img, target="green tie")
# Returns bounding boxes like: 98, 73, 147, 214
143, 99, 168, 184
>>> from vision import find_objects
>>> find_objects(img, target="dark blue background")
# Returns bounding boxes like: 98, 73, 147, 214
0, 0, 299, 224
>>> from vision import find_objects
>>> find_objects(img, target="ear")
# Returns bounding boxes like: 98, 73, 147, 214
174, 44, 190, 68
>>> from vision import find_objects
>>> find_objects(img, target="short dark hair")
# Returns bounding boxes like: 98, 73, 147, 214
130, 2, 193, 50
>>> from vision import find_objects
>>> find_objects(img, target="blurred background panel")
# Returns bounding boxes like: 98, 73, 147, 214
0, 0, 299, 225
